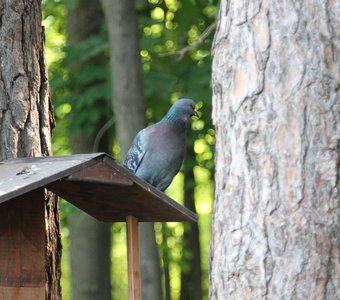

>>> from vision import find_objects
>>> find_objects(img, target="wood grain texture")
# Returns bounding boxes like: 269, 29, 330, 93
210, 0, 340, 299
0, 190, 45, 299
126, 216, 141, 300
0, 287, 45, 299
0, 154, 102, 203
48, 157, 197, 222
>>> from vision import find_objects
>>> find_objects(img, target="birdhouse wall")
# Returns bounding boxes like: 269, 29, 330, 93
0, 189, 45, 299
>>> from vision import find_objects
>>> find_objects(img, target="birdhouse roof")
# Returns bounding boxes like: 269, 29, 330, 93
0, 153, 197, 222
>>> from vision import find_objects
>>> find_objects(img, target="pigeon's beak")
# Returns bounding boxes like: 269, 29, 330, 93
189, 104, 199, 118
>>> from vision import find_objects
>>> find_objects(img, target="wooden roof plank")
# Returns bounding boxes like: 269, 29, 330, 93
47, 179, 197, 222
0, 154, 104, 204
68, 160, 133, 186
0, 153, 198, 223
101, 158, 198, 221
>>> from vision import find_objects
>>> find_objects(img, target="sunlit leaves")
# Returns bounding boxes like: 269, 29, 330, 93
192, 119, 205, 131
42, 0, 66, 66
151, 6, 165, 20
111, 224, 128, 299
202, 4, 217, 17
55, 103, 71, 118
165, 0, 182, 11
194, 139, 208, 154
148, 0, 162, 4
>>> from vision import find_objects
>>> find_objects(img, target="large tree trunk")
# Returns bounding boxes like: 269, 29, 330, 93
100, 1, 163, 299
0, 0, 61, 298
66, 1, 112, 299
210, 0, 339, 299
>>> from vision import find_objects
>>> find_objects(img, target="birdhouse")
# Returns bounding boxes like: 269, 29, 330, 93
0, 153, 197, 300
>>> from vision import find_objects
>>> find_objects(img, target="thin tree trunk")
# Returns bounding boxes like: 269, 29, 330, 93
161, 224, 171, 300
180, 148, 202, 300
100, 1, 163, 299
100, 0, 146, 157
210, 1, 340, 299
66, 1, 112, 299
68, 142, 111, 300
0, 0, 61, 298
69, 212, 111, 300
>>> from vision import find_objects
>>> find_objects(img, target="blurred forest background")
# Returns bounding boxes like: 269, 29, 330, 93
42, 0, 217, 299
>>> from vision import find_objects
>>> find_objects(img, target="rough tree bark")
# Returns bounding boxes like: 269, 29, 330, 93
100, 1, 163, 299
0, 0, 61, 298
66, 1, 112, 299
210, 0, 339, 299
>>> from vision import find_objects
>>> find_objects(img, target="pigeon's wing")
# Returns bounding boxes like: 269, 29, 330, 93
123, 130, 146, 174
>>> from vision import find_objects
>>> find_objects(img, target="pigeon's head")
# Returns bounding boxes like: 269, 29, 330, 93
165, 98, 198, 126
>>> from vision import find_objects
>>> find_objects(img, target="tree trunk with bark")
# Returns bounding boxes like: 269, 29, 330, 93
100, 1, 163, 299
0, 0, 61, 298
66, 1, 112, 299
210, 0, 340, 299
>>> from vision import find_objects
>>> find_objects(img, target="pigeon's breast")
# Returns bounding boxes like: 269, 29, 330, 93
135, 125, 186, 191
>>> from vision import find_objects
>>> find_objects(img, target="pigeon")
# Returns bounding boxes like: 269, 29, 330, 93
124, 98, 198, 192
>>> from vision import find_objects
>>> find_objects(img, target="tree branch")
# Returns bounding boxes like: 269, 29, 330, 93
92, 117, 114, 153
160, 21, 217, 59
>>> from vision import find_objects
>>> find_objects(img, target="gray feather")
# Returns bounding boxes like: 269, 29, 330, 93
123, 98, 197, 192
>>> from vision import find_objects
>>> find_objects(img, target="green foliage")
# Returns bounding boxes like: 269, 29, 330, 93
43, 0, 112, 150
43, 0, 217, 299
56, 35, 111, 136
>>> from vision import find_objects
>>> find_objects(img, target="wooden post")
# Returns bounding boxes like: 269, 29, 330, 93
126, 216, 141, 300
